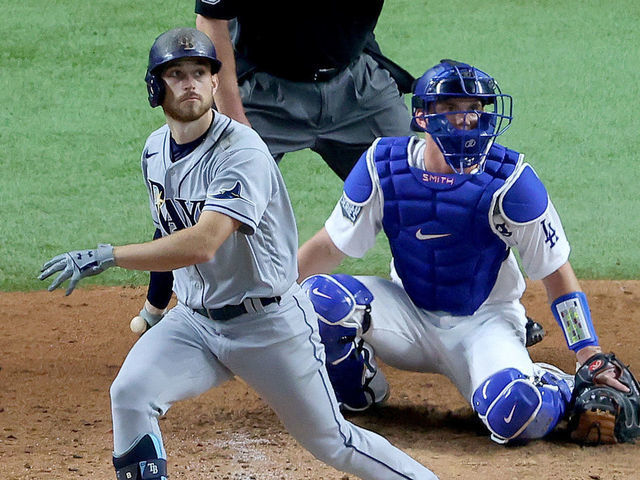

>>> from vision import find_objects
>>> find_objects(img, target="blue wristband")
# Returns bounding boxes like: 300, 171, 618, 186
551, 291, 599, 352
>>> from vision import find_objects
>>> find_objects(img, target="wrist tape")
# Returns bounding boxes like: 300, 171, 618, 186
140, 307, 164, 327
551, 291, 599, 352
96, 243, 116, 269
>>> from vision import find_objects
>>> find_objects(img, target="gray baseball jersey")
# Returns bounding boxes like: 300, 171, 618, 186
142, 112, 297, 308
111, 112, 436, 480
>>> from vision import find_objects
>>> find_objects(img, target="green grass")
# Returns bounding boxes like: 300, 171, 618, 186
2, 1, 639, 291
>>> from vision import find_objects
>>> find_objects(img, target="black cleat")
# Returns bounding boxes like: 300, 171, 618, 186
525, 316, 545, 347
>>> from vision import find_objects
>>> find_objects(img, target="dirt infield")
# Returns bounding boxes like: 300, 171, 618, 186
1, 280, 639, 479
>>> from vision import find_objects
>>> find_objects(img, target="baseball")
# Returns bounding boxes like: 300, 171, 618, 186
130, 316, 148, 334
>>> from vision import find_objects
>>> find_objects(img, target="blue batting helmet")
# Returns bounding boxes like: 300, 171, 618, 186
145, 27, 222, 108
411, 59, 512, 173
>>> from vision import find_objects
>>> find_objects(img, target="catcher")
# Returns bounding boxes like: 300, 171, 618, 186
296, 59, 640, 445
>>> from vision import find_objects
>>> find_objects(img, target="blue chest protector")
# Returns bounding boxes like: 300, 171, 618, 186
374, 136, 520, 316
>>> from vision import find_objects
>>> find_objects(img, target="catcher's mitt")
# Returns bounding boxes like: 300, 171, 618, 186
568, 353, 640, 444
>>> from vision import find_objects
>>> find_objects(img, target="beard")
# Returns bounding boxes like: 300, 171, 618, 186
163, 93, 214, 122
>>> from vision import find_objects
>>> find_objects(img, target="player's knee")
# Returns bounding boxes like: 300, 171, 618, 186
300, 274, 373, 364
110, 372, 150, 414
472, 368, 570, 444
113, 433, 167, 480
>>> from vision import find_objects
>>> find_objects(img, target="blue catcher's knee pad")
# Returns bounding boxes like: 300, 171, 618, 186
299, 274, 373, 364
113, 433, 167, 480
300, 274, 388, 411
472, 367, 571, 444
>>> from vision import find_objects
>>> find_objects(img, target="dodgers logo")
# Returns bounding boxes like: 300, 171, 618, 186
541, 219, 559, 248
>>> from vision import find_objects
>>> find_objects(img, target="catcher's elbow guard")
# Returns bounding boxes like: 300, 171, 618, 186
551, 291, 599, 352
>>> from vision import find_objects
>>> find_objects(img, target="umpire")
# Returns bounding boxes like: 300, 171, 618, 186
195, 0, 415, 180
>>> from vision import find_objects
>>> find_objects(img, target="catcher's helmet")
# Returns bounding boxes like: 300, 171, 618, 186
411, 59, 512, 173
145, 27, 222, 108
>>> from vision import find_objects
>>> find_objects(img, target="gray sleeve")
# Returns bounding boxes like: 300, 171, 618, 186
203, 148, 274, 235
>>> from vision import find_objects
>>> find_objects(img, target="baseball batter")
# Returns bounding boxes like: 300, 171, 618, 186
296, 60, 629, 444
135, 0, 418, 330
38, 28, 437, 480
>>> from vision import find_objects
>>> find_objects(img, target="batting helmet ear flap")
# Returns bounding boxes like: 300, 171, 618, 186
145, 69, 165, 108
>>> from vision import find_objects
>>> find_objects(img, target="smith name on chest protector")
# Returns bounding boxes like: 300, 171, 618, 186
374, 136, 520, 315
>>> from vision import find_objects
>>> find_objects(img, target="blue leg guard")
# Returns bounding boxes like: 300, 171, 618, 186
300, 274, 374, 364
472, 367, 572, 444
325, 340, 389, 411
113, 434, 167, 480
300, 274, 388, 411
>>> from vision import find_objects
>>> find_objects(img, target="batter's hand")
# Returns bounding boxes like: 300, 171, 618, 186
38, 244, 115, 295
131, 301, 166, 335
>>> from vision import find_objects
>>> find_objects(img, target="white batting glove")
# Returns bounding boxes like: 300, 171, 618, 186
39, 244, 115, 295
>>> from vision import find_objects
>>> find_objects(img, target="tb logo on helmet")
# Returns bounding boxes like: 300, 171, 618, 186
178, 36, 196, 51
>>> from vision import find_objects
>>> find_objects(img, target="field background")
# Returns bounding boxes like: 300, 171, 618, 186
2, 2, 640, 480
1, 0, 639, 292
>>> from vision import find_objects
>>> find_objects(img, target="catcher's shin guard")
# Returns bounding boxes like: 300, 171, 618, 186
325, 340, 390, 411
301, 274, 389, 411
113, 434, 167, 480
568, 353, 640, 444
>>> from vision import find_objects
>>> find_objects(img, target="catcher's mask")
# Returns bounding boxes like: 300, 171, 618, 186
145, 27, 222, 108
411, 59, 513, 173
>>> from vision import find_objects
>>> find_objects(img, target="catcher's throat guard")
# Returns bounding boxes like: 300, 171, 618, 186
568, 353, 640, 444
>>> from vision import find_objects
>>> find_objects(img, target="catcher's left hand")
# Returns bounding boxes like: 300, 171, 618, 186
568, 352, 640, 444
38, 244, 115, 295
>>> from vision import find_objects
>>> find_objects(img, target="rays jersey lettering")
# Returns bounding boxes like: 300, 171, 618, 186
148, 179, 205, 234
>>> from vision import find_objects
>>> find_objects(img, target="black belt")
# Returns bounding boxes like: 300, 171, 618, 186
273, 65, 346, 83
195, 296, 280, 321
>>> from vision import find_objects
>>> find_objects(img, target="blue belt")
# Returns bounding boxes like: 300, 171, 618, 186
195, 296, 280, 321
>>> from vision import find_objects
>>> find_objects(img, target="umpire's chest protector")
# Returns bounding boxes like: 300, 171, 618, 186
374, 137, 520, 316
